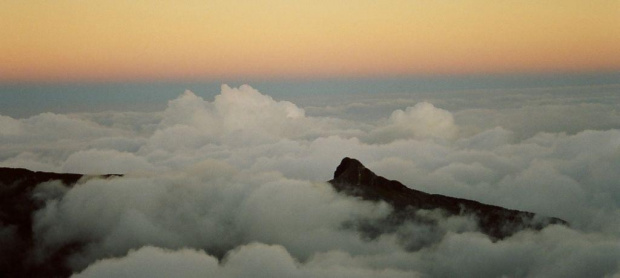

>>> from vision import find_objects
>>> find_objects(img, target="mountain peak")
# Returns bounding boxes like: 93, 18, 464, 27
329, 157, 568, 239
333, 157, 362, 178
333, 157, 375, 185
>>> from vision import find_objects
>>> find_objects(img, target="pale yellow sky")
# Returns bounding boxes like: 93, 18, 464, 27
1, 1, 619, 81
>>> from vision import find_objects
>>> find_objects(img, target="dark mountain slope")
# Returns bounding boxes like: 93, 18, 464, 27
329, 157, 567, 240
0, 168, 117, 278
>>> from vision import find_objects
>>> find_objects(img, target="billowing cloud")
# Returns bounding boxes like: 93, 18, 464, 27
0, 115, 22, 136
62, 149, 154, 174
33, 161, 392, 271
367, 102, 458, 143
154, 85, 318, 145
72, 244, 419, 278
0, 112, 130, 172
2, 84, 620, 276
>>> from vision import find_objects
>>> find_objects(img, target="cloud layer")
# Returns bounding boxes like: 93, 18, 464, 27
1, 84, 620, 277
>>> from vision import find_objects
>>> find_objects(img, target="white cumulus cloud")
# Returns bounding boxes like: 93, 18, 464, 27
2, 84, 620, 277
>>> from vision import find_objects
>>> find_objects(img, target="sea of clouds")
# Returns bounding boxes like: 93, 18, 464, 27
1, 84, 620, 277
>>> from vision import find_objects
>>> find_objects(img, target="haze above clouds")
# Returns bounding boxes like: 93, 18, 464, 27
2, 84, 620, 277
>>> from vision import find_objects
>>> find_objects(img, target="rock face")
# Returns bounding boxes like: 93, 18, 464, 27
329, 157, 568, 239
0, 168, 84, 278
0, 168, 119, 278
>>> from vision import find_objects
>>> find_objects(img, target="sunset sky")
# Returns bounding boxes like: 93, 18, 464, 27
1, 0, 619, 82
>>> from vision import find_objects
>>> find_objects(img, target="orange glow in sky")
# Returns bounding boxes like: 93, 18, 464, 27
1, 1, 619, 82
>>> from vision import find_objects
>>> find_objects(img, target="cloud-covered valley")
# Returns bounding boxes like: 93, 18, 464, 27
1, 84, 620, 277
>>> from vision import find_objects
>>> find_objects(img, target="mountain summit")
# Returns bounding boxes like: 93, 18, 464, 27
329, 157, 567, 239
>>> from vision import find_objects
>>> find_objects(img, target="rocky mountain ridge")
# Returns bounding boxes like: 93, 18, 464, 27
329, 157, 567, 240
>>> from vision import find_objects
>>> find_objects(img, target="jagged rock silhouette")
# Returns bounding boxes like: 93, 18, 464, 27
329, 157, 567, 240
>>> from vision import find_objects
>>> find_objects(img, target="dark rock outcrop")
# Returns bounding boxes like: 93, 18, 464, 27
329, 157, 567, 240
0, 168, 118, 278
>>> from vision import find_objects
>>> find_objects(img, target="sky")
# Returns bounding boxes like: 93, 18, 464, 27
1, 0, 619, 82
2, 1, 620, 277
